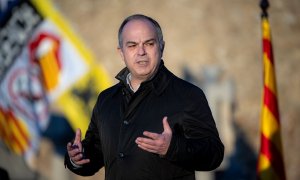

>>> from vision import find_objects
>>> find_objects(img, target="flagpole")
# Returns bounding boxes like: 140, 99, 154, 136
260, 0, 269, 17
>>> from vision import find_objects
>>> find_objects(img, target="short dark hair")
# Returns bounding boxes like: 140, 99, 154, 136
118, 14, 164, 53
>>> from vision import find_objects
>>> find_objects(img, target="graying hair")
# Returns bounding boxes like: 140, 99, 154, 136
118, 14, 165, 54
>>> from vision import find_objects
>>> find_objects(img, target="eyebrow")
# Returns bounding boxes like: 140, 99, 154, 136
125, 38, 157, 45
125, 41, 138, 45
144, 39, 156, 43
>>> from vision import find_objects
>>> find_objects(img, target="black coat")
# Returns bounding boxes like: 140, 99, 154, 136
65, 62, 224, 180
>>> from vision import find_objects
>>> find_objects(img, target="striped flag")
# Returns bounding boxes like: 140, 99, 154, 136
0, 106, 31, 155
257, 1, 286, 180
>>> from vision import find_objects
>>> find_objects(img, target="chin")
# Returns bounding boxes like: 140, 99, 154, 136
134, 71, 151, 78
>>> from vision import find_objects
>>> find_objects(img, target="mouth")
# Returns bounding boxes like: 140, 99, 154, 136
136, 60, 149, 66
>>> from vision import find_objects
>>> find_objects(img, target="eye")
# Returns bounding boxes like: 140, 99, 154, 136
145, 41, 155, 46
126, 42, 137, 48
127, 44, 137, 48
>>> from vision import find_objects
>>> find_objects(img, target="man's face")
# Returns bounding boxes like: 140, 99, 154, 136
118, 19, 162, 82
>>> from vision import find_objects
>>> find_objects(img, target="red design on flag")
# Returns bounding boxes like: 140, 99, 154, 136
257, 1, 286, 179
29, 32, 62, 92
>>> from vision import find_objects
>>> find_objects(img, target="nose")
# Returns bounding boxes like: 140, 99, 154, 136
137, 45, 146, 55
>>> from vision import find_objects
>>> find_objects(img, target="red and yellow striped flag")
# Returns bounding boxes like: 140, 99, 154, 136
257, 1, 286, 180
0, 107, 31, 155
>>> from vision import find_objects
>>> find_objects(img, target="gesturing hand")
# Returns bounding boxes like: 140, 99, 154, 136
67, 128, 90, 166
135, 117, 172, 156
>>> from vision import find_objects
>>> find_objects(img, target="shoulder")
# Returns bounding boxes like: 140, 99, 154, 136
171, 74, 205, 97
160, 66, 206, 100
96, 83, 122, 104
169, 74, 212, 114
99, 83, 121, 97
162, 66, 201, 92
91, 83, 122, 115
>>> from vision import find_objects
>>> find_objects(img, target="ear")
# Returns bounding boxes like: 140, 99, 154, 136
160, 41, 165, 57
117, 46, 125, 62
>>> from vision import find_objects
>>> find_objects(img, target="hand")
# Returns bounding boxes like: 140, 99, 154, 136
135, 117, 172, 156
67, 128, 90, 166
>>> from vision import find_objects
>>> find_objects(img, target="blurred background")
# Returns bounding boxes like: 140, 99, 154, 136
0, 0, 299, 179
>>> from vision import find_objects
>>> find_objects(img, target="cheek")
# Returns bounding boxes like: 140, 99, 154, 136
125, 50, 136, 58
153, 51, 161, 61
124, 54, 134, 63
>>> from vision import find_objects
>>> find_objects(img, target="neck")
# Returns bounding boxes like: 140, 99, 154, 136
127, 60, 162, 92
129, 78, 141, 92
129, 72, 156, 92
126, 73, 143, 92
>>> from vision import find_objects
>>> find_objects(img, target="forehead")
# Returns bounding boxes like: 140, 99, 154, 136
122, 19, 157, 39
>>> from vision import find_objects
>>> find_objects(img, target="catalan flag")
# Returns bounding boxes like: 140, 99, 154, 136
0, 107, 31, 155
257, 1, 286, 180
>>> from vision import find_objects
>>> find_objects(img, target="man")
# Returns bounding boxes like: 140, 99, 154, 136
0, 167, 10, 180
65, 14, 224, 180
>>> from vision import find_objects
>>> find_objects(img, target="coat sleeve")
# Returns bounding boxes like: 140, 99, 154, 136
64, 95, 104, 176
164, 87, 224, 171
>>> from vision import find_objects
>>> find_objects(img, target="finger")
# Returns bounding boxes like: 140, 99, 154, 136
75, 158, 90, 165
71, 152, 90, 165
137, 139, 167, 155
72, 152, 85, 161
67, 142, 73, 151
67, 142, 80, 150
68, 146, 81, 157
137, 144, 158, 154
67, 142, 78, 155
162, 117, 171, 134
72, 129, 84, 152
137, 140, 158, 151
136, 137, 157, 147
74, 128, 82, 144
143, 131, 160, 140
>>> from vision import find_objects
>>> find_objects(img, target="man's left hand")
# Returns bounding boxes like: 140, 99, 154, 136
135, 116, 172, 156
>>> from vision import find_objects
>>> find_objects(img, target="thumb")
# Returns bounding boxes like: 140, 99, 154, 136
162, 116, 172, 134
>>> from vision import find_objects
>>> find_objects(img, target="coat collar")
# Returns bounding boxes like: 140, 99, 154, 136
114, 60, 172, 96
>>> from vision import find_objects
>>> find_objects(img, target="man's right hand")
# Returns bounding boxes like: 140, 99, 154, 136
67, 128, 90, 166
